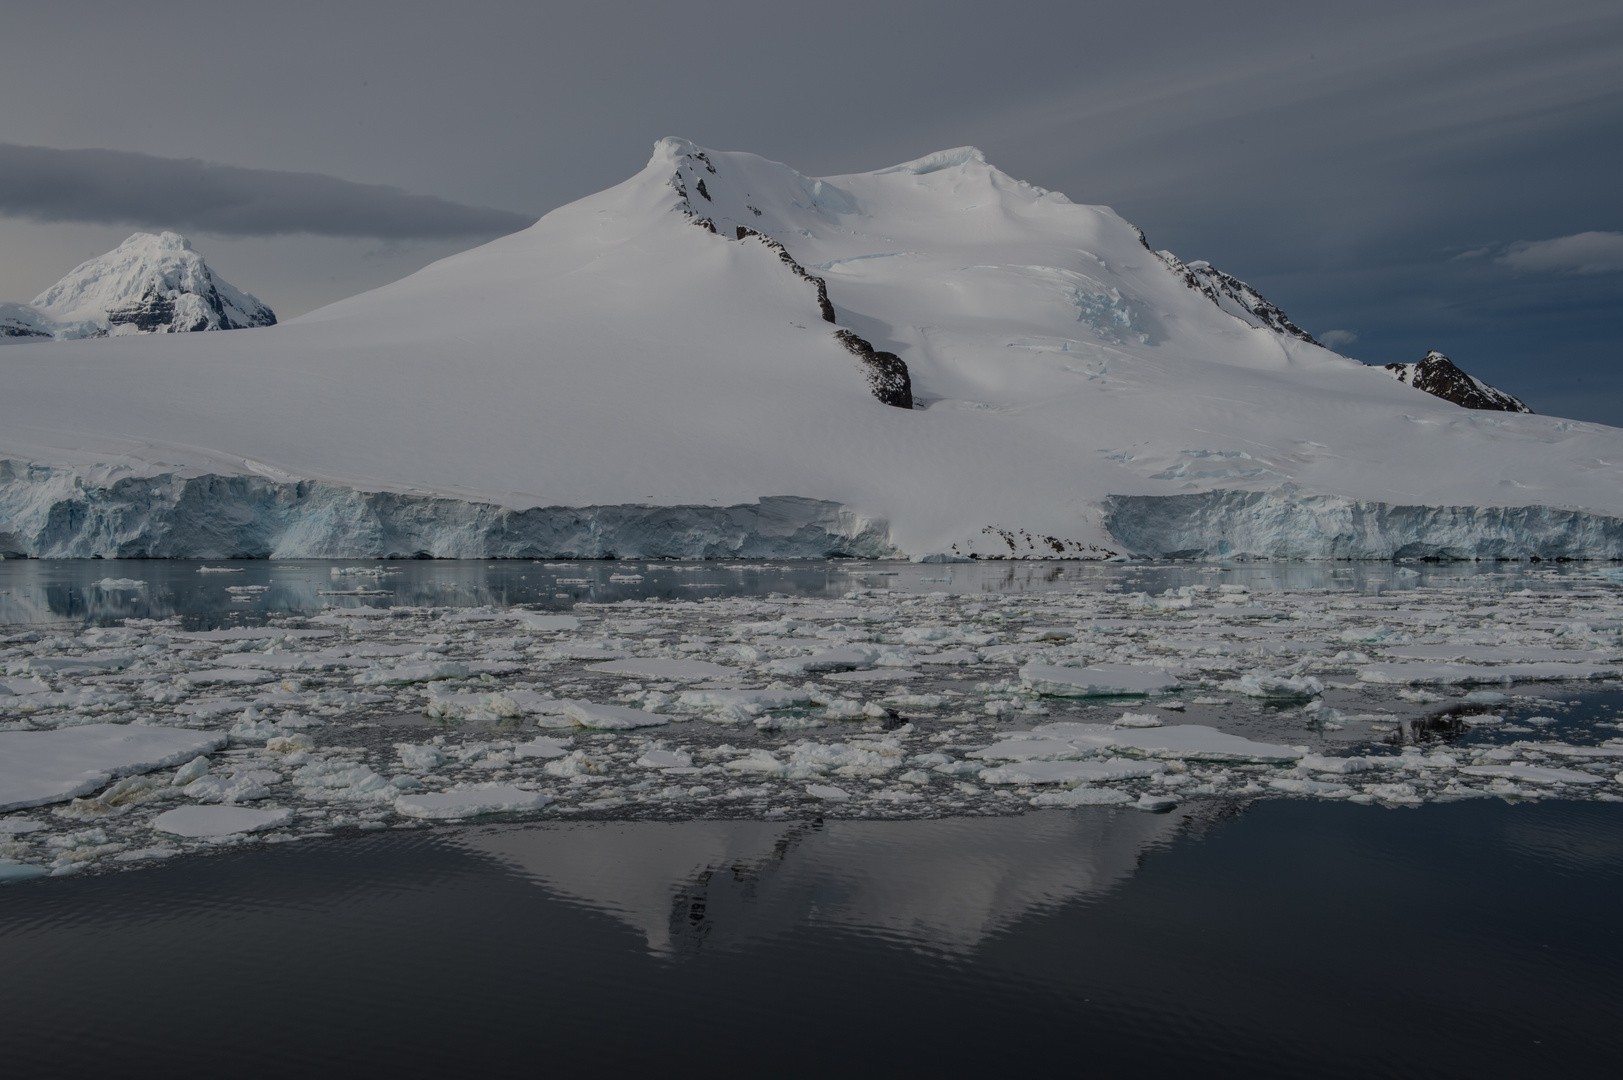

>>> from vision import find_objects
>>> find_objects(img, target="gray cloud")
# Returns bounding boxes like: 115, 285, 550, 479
1499, 231, 1623, 274
0, 144, 536, 239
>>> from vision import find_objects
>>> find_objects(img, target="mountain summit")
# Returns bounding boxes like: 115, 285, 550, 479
0, 139, 1618, 560
0, 232, 274, 343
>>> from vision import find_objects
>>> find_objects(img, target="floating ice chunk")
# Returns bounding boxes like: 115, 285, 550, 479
806, 784, 852, 800
1114, 712, 1162, 728
1530, 743, 1623, 759
394, 785, 552, 820
676, 688, 813, 716
396, 744, 448, 771
512, 613, 581, 633
0, 725, 226, 811
0, 861, 48, 883
587, 658, 739, 681
1297, 753, 1374, 775
636, 749, 693, 769
357, 661, 469, 685
560, 700, 668, 730
171, 756, 212, 785
979, 757, 1166, 786
917, 649, 981, 666
1019, 663, 1180, 697
1356, 662, 1618, 686
0, 677, 51, 696
514, 736, 572, 759
1222, 672, 1324, 699
290, 761, 394, 801
93, 577, 147, 590
966, 737, 1087, 762
1458, 764, 1605, 785
16, 655, 134, 675
1030, 786, 1132, 807
172, 628, 333, 642
1268, 777, 1352, 795
182, 668, 279, 686
1029, 722, 1304, 763
1135, 793, 1179, 812
153, 805, 292, 836
229, 718, 282, 741
765, 646, 880, 676
183, 774, 271, 803
547, 642, 632, 661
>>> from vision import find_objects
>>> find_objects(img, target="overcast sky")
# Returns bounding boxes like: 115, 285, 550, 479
3, 0, 1619, 421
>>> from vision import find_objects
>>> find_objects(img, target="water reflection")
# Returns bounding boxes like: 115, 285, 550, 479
460, 808, 1197, 956
0, 557, 1590, 627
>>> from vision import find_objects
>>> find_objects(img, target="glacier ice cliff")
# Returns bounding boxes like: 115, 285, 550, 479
1102, 492, 1623, 560
0, 462, 898, 560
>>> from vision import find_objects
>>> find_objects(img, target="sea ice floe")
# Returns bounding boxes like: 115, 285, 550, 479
1018, 663, 1180, 697
0, 725, 227, 811
979, 758, 1166, 786
393, 784, 553, 820
560, 700, 669, 730
587, 657, 739, 680
152, 805, 293, 837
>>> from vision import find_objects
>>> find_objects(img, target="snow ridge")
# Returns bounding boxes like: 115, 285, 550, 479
662, 139, 911, 407
4, 232, 274, 342
1155, 250, 1319, 344
1385, 351, 1531, 413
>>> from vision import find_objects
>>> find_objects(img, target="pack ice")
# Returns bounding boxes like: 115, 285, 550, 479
2, 142, 1622, 559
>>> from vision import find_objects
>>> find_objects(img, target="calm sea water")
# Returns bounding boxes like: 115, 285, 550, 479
0, 799, 1619, 1076
0, 556, 1595, 627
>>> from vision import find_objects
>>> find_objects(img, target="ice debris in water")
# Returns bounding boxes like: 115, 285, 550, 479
6, 566, 1623, 878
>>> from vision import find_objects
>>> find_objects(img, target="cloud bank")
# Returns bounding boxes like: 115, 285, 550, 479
0, 144, 536, 239
1498, 231, 1623, 274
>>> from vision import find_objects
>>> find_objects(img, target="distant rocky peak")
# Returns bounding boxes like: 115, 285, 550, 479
1385, 351, 1531, 413
1155, 250, 1319, 345
18, 231, 275, 341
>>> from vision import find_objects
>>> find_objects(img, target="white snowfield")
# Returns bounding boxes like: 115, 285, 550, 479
2, 139, 1622, 559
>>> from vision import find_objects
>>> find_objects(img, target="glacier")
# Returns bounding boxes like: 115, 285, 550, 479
1, 138, 1622, 560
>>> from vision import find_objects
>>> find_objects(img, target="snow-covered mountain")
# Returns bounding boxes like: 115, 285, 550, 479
0, 139, 1619, 560
0, 232, 274, 343
1385, 350, 1531, 413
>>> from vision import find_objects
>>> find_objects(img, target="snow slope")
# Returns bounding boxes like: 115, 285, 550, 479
2, 232, 274, 342
0, 139, 1619, 559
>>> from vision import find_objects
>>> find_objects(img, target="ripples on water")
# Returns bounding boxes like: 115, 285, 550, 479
1, 800, 1620, 1076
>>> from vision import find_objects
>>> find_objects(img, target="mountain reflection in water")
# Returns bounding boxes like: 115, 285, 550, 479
459, 808, 1193, 956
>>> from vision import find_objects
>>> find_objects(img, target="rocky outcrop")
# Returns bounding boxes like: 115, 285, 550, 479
1155, 251, 1319, 344
1385, 351, 1531, 413
2, 232, 275, 342
835, 330, 913, 409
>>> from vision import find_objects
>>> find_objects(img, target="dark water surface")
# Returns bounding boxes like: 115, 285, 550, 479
0, 556, 1601, 627
2, 798, 1620, 1077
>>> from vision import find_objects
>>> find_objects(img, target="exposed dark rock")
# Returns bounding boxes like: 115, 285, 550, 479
835, 329, 913, 409
0, 318, 50, 340
1155, 250, 1318, 344
695, 178, 711, 201
105, 288, 181, 332
734, 226, 835, 323
1384, 351, 1531, 413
